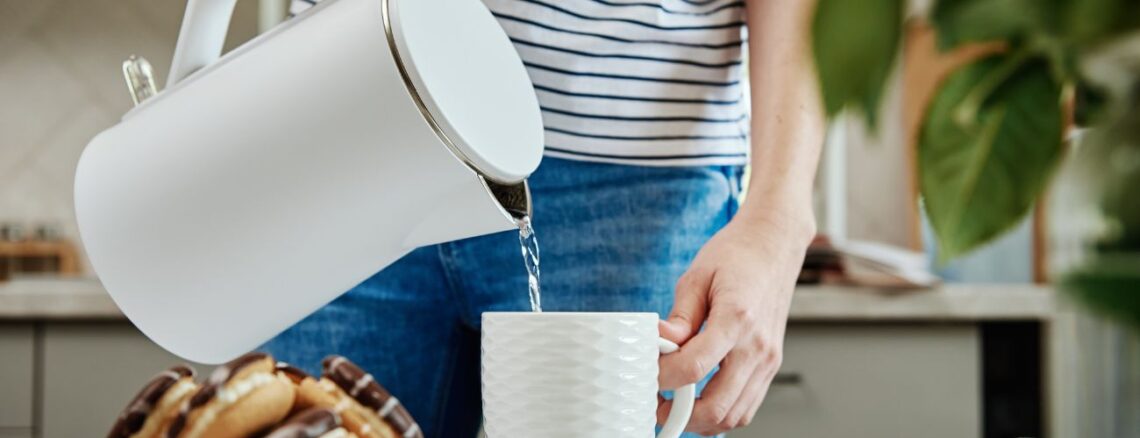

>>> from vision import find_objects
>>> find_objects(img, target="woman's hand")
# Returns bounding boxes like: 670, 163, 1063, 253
656, 210, 813, 435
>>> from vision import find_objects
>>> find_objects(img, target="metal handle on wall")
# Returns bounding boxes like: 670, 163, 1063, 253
772, 372, 803, 386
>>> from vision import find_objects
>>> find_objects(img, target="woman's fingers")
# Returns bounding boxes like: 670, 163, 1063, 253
723, 363, 773, 430
661, 268, 713, 344
658, 299, 746, 389
657, 342, 778, 434
684, 350, 758, 435
655, 395, 673, 426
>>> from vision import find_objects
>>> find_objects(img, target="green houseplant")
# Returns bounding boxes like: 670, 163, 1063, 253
811, 0, 1140, 327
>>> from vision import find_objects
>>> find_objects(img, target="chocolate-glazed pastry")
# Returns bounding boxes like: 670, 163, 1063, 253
322, 356, 423, 438
275, 361, 318, 418
108, 365, 198, 438
291, 377, 390, 438
167, 353, 264, 437
276, 362, 312, 385
167, 352, 295, 438
264, 408, 354, 438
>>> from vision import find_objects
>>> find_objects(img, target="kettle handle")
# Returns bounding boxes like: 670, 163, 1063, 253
167, 0, 240, 87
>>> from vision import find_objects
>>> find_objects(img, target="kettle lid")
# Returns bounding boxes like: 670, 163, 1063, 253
387, 0, 543, 183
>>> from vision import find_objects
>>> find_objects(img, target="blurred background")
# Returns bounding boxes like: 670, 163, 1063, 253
1, 0, 1137, 437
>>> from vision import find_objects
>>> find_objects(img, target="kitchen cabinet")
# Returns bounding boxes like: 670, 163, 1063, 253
0, 324, 34, 429
732, 324, 980, 438
39, 323, 203, 438
0, 321, 1012, 438
0, 281, 1060, 437
0, 428, 33, 438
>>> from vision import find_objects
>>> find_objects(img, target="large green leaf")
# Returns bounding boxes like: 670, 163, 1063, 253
931, 0, 1060, 49
930, 0, 1140, 86
811, 0, 903, 126
919, 54, 1064, 260
1064, 253, 1140, 330
932, 0, 1140, 50
1061, 0, 1140, 47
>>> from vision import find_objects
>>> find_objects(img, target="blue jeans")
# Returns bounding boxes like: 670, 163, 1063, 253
265, 157, 742, 437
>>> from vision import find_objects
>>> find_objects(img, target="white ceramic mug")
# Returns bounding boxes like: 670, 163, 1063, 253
482, 312, 695, 438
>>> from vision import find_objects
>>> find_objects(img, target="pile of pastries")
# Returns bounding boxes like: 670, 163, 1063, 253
107, 352, 423, 438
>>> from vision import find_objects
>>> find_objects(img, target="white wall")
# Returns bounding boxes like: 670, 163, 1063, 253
839, 69, 915, 249
0, 0, 259, 271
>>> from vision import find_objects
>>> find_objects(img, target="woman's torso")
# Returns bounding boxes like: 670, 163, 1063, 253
481, 0, 749, 166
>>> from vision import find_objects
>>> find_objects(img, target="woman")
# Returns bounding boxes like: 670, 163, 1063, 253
270, 0, 822, 436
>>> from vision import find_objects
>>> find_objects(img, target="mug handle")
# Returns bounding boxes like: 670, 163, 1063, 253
657, 338, 695, 438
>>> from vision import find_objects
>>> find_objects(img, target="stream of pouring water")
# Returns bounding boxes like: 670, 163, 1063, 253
517, 216, 542, 312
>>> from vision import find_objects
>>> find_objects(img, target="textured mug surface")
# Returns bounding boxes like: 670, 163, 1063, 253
482, 312, 664, 437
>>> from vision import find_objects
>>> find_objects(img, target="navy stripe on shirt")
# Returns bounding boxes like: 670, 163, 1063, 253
512, 38, 742, 68
545, 126, 746, 141
546, 146, 748, 160
541, 106, 747, 123
673, 0, 731, 6
582, 0, 745, 16
533, 84, 743, 105
493, 13, 744, 49
525, 62, 741, 86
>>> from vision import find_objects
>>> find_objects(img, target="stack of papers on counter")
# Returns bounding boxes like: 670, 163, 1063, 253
800, 237, 940, 289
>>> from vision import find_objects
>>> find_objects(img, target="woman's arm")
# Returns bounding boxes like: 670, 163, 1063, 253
656, 0, 824, 434
739, 0, 824, 231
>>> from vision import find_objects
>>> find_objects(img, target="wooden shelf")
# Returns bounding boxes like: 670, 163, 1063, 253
0, 241, 81, 277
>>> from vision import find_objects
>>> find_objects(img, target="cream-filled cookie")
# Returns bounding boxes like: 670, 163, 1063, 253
322, 356, 423, 438
291, 356, 422, 438
108, 365, 199, 438
264, 407, 359, 438
166, 352, 295, 438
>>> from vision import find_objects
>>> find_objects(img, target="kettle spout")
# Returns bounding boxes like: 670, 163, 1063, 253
484, 177, 531, 221
403, 176, 531, 248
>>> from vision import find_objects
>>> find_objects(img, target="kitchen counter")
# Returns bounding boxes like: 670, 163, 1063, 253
788, 283, 1055, 321
0, 277, 1056, 321
0, 277, 122, 319
0, 277, 1070, 438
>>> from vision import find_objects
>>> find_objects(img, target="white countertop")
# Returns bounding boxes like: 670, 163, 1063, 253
0, 277, 122, 319
787, 283, 1055, 321
0, 277, 1056, 322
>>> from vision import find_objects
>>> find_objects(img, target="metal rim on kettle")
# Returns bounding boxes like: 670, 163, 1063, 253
380, 0, 532, 219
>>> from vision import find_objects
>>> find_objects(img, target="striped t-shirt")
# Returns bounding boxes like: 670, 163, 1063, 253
291, 0, 749, 166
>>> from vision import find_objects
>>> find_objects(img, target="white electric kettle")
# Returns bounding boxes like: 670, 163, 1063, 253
74, 0, 544, 363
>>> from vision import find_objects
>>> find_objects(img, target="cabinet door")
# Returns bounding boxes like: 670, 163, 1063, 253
0, 428, 33, 438
732, 324, 980, 438
40, 323, 204, 438
0, 324, 34, 428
